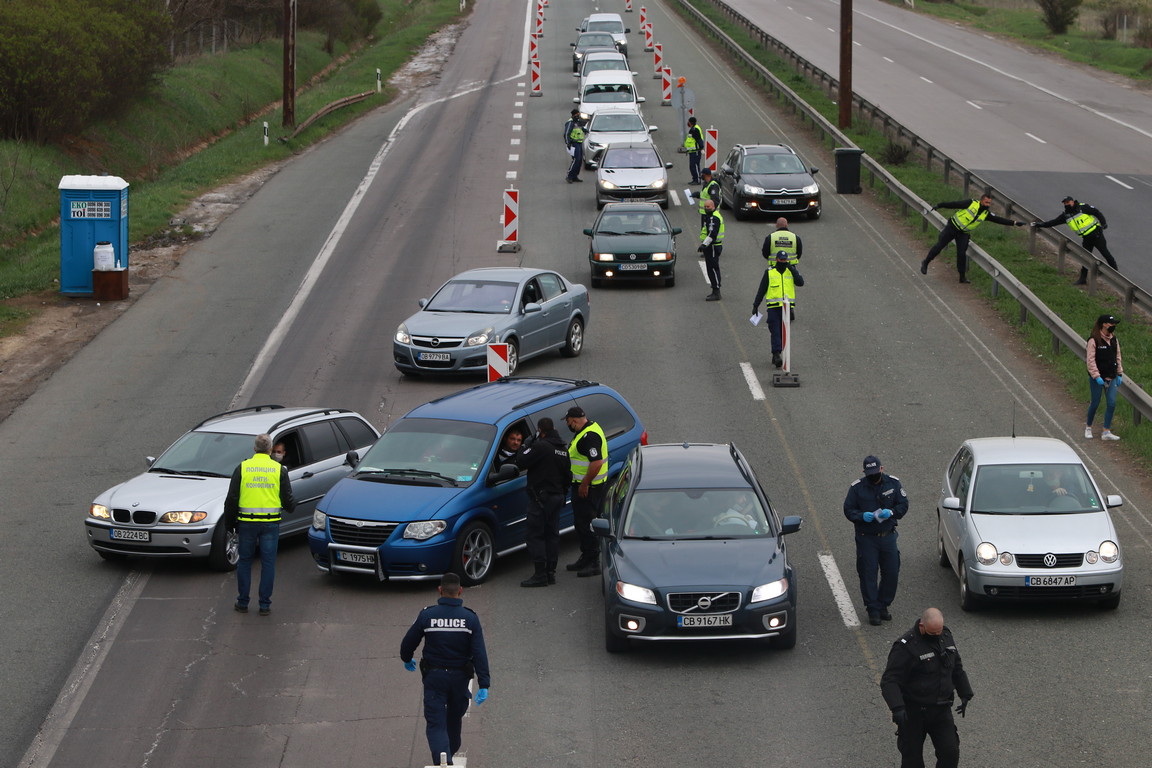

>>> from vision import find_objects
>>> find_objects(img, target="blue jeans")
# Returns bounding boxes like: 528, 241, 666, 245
423, 669, 472, 765
1087, 376, 1120, 429
236, 521, 279, 609
855, 530, 900, 613
688, 150, 701, 182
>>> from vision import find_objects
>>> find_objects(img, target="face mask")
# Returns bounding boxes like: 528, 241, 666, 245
272, 452, 285, 462
775, 263, 788, 273
869, 473, 883, 485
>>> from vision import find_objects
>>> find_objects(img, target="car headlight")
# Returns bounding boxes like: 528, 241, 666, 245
998, 551, 1014, 566
395, 323, 410, 344
751, 578, 789, 603
90, 504, 111, 520
975, 542, 998, 565
651, 252, 669, 261
616, 580, 656, 605
1099, 540, 1120, 563
649, 178, 667, 189
404, 520, 448, 540
312, 510, 327, 530
159, 511, 209, 524
466, 328, 494, 347
595, 253, 615, 261
578, 112, 591, 121
588, 141, 604, 151
599, 180, 618, 190
742, 183, 765, 195
802, 184, 819, 195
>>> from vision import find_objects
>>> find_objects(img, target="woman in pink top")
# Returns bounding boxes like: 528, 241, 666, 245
1085, 314, 1124, 441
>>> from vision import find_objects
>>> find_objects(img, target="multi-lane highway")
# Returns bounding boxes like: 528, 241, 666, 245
4, 1, 1151, 767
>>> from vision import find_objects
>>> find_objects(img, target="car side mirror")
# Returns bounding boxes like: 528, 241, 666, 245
591, 517, 613, 539
664, 162, 673, 169
487, 463, 519, 486
671, 227, 682, 236
572, 72, 580, 78
720, 164, 733, 175
344, 450, 359, 468
637, 96, 646, 103
570, 42, 577, 47
572, 97, 580, 104
146, 455, 156, 467
582, 228, 594, 236
648, 125, 658, 132
810, 167, 820, 175
1106, 494, 1123, 508
942, 496, 963, 512
780, 515, 802, 535
418, 298, 428, 308
625, 28, 631, 33
588, 160, 600, 170
523, 302, 542, 314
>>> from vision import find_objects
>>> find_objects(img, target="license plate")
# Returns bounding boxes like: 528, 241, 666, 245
618, 263, 648, 271
417, 352, 451, 362
677, 614, 733, 627
337, 550, 376, 564
1025, 575, 1076, 586
773, 198, 796, 206
110, 529, 150, 542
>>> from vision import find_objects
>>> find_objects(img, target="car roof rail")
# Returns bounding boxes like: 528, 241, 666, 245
268, 408, 354, 433
193, 404, 284, 431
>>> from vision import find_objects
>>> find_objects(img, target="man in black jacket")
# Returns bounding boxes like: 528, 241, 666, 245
512, 417, 571, 587
1031, 196, 1118, 285
920, 191, 1025, 283
843, 455, 908, 625
881, 607, 974, 768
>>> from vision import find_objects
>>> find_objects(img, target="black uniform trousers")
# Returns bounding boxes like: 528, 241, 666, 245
526, 489, 565, 566
422, 667, 472, 765
897, 703, 960, 768
567, 144, 584, 181
924, 224, 971, 276
855, 530, 900, 613
1078, 229, 1118, 282
702, 243, 722, 291
572, 482, 607, 559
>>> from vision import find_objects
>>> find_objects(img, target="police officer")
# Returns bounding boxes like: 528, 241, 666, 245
699, 198, 724, 301
400, 573, 491, 767
224, 433, 294, 616
697, 167, 721, 227
843, 455, 908, 625
1031, 196, 1118, 285
683, 116, 704, 185
512, 417, 571, 587
751, 250, 804, 369
920, 190, 1025, 283
564, 109, 586, 183
881, 607, 974, 768
763, 217, 801, 319
563, 405, 607, 577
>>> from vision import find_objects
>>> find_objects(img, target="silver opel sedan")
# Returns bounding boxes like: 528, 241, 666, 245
936, 436, 1123, 611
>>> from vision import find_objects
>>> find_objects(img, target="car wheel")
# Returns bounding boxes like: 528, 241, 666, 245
936, 514, 949, 567
560, 317, 584, 357
719, 189, 730, 210
208, 521, 239, 572
504, 338, 519, 375
452, 522, 495, 586
807, 206, 821, 220
958, 559, 982, 611
733, 196, 749, 221
596, 198, 605, 210
1098, 590, 1121, 610
659, 196, 669, 210
773, 617, 798, 650
664, 273, 675, 288
604, 610, 629, 653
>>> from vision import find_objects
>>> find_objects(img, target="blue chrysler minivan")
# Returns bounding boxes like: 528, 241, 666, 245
307, 377, 647, 584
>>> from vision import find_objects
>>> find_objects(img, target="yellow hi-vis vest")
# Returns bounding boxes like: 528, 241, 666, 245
568, 122, 586, 143
1067, 211, 1100, 237
683, 130, 699, 152
237, 453, 283, 522
950, 201, 988, 232
763, 266, 797, 309
569, 422, 608, 485
699, 212, 725, 244
697, 179, 720, 214
770, 230, 799, 265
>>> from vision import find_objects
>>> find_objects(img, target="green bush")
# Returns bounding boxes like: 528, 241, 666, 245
1035, 0, 1083, 34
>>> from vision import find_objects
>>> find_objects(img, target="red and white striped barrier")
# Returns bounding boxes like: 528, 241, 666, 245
498, 187, 522, 252
529, 58, 542, 97
487, 344, 511, 381
653, 43, 663, 79
530, 32, 539, 61
643, 22, 653, 52
704, 127, 718, 172
661, 67, 672, 105
639, 6, 647, 30
626, 0, 633, 10
535, 1, 544, 37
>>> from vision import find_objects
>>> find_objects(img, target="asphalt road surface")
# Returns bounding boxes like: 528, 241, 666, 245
5, 1, 1151, 767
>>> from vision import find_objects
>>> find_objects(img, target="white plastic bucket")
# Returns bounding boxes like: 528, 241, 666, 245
93, 241, 115, 271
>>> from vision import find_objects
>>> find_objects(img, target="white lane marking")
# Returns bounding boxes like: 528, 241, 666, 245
669, 190, 682, 207
740, 362, 766, 401
966, 100, 983, 110
506, 171, 518, 179
1025, 132, 1047, 144
883, 56, 894, 63
513, 112, 523, 119
511, 138, 521, 145
920, 76, 933, 84
515, 101, 523, 107
1106, 175, 1134, 189
826, 27, 834, 33
509, 154, 519, 161
818, 552, 861, 628
512, 124, 522, 131
854, 41, 862, 47
806, 16, 813, 21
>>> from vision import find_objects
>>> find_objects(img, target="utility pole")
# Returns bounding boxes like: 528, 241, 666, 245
838, 0, 853, 129
282, 0, 296, 128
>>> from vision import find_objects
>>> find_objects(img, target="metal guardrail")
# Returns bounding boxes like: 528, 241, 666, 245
675, 0, 1152, 425
288, 90, 376, 140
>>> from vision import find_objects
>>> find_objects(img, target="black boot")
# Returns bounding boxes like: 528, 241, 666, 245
520, 563, 549, 588
546, 560, 557, 584
958, 272, 970, 284
566, 555, 593, 572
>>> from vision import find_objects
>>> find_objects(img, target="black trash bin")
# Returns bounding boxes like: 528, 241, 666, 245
834, 148, 864, 194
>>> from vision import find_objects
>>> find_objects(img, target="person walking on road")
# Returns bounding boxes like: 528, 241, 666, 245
881, 607, 974, 768
564, 406, 607, 577
683, 116, 704, 185
400, 573, 491, 767
751, 250, 804, 368
699, 199, 725, 301
1085, 314, 1124, 441
920, 191, 1025, 283
1031, 196, 1118, 285
697, 167, 721, 226
564, 109, 586, 183
843, 455, 908, 626
224, 433, 294, 616
512, 417, 571, 587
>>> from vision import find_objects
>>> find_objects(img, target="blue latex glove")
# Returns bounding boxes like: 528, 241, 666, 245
862, 511, 875, 523
474, 688, 489, 705
878, 508, 893, 521
403, 660, 417, 672
1095, 377, 1105, 386
1116, 375, 1123, 385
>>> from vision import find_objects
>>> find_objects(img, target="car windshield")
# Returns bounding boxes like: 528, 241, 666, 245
970, 463, 1103, 514
602, 147, 659, 169
596, 211, 669, 235
425, 279, 518, 314
583, 59, 628, 76
578, 33, 616, 49
356, 418, 495, 485
742, 153, 806, 174
623, 488, 770, 538
582, 84, 635, 103
587, 20, 623, 33
151, 431, 252, 477
590, 113, 646, 132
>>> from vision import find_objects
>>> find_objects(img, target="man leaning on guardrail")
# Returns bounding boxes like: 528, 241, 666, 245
1030, 196, 1118, 286
921, 190, 1026, 284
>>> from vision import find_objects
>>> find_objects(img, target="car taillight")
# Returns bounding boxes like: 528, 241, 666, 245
640, 429, 649, 446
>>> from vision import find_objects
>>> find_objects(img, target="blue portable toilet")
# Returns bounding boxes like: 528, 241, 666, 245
58, 175, 129, 296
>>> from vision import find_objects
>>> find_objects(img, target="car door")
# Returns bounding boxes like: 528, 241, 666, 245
719, 148, 741, 204
940, 447, 973, 569
486, 420, 532, 550
536, 272, 571, 348
513, 277, 552, 356
283, 421, 353, 534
